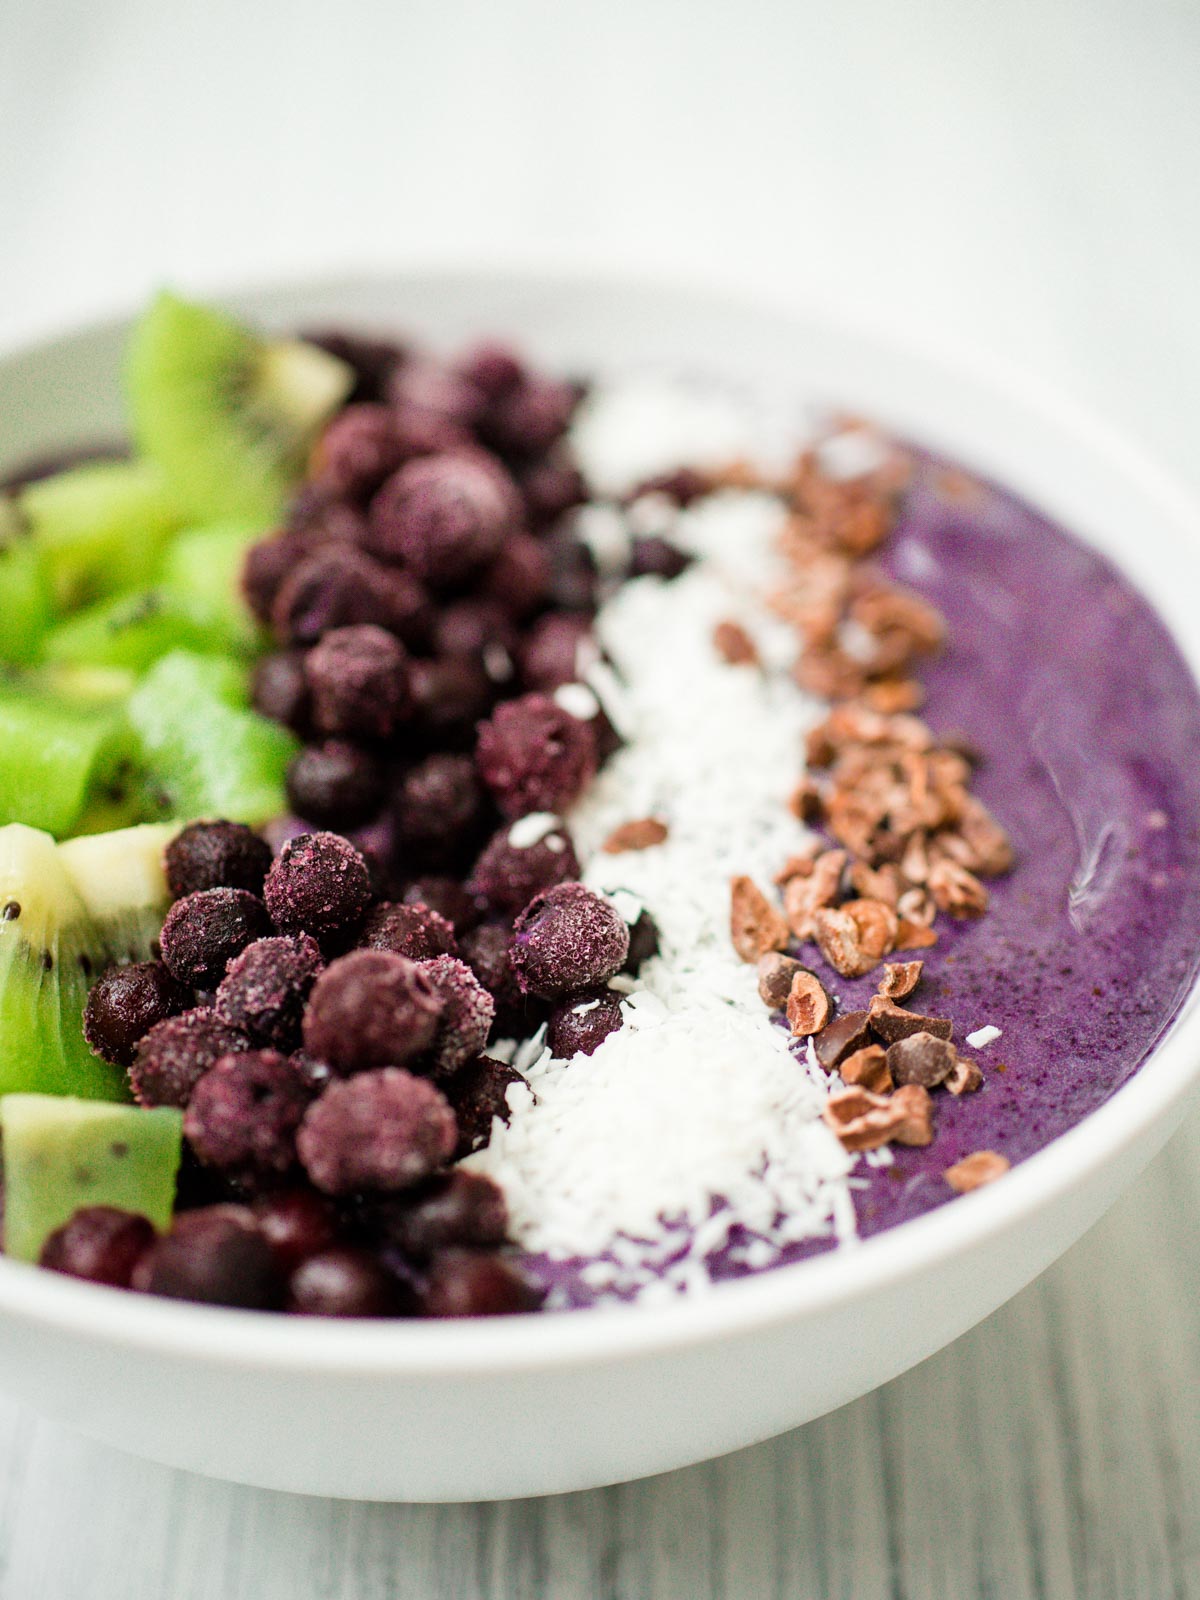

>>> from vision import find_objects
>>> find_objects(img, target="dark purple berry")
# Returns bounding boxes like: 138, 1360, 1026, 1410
263, 832, 373, 940
310, 404, 406, 499
417, 955, 495, 1076
629, 536, 692, 580
386, 357, 483, 430
519, 457, 587, 529
394, 753, 483, 852
305, 624, 411, 740
297, 1068, 458, 1194
409, 655, 494, 733
159, 888, 272, 990
402, 877, 483, 934
546, 988, 625, 1058
509, 882, 630, 999
83, 960, 191, 1067
184, 1050, 315, 1177
480, 534, 552, 620
242, 530, 324, 625
285, 483, 370, 544
624, 908, 661, 973
467, 820, 580, 917
480, 375, 576, 458
442, 1054, 523, 1158
215, 934, 324, 1050
286, 741, 384, 827
418, 1249, 544, 1317
252, 651, 311, 732
475, 693, 597, 818
251, 1188, 339, 1272
130, 1007, 251, 1108
359, 901, 458, 961
287, 1247, 401, 1316
302, 949, 443, 1072
374, 1171, 507, 1257
133, 1206, 284, 1309
517, 613, 596, 693
271, 546, 432, 650
432, 597, 518, 663
40, 1205, 155, 1288
164, 821, 273, 899
545, 532, 599, 611
456, 341, 523, 399
367, 452, 520, 587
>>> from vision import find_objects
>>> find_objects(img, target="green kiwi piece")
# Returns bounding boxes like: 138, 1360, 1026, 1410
59, 822, 178, 966
0, 688, 124, 836
126, 292, 353, 522
156, 517, 270, 651
41, 588, 218, 673
18, 459, 181, 610
0, 496, 52, 665
124, 649, 297, 825
0, 826, 128, 1104
0, 1094, 181, 1262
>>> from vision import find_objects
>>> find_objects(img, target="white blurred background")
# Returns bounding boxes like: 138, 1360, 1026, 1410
3, 0, 1198, 481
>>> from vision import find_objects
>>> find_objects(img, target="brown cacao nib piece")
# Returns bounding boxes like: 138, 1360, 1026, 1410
813, 906, 876, 979
878, 960, 923, 1001
729, 876, 789, 963
712, 620, 759, 666
757, 952, 804, 1010
946, 1057, 983, 1096
885, 1030, 957, 1089
785, 971, 832, 1037
602, 818, 669, 854
821, 1082, 933, 1151
813, 1010, 872, 1071
868, 995, 953, 1045
945, 1150, 1010, 1192
839, 1044, 892, 1093
928, 859, 989, 918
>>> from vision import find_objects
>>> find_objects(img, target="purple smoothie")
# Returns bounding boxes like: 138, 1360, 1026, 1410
531, 445, 1200, 1304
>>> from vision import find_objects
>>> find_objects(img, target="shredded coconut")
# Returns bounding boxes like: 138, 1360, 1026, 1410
507, 812, 561, 849
553, 682, 600, 721
966, 1024, 1002, 1049
468, 380, 862, 1301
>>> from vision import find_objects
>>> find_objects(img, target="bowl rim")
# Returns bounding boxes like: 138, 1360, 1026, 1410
2, 258, 1199, 1377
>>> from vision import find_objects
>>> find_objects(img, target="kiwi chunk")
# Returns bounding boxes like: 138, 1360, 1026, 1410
18, 459, 180, 610
41, 588, 219, 674
59, 822, 178, 966
0, 688, 124, 836
126, 292, 353, 522
0, 1094, 181, 1262
0, 496, 52, 665
125, 649, 297, 825
156, 517, 269, 652
0, 826, 128, 1103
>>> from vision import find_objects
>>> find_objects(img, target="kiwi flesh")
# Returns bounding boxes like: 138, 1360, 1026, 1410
41, 588, 219, 674
156, 517, 270, 652
0, 1094, 181, 1262
0, 496, 52, 665
59, 822, 178, 965
0, 687, 125, 836
18, 458, 180, 610
126, 292, 353, 522
124, 649, 297, 825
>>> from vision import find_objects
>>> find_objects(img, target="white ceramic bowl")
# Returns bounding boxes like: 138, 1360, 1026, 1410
1, 268, 1199, 1503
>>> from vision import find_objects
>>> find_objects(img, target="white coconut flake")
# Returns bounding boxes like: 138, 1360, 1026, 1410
468, 388, 864, 1300
507, 812, 561, 849
553, 682, 601, 721
966, 1024, 1002, 1049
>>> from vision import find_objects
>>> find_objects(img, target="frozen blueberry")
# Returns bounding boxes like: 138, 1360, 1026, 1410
297, 1067, 458, 1194
263, 832, 374, 940
287, 1247, 401, 1316
310, 404, 407, 499
418, 1248, 544, 1317
373, 1171, 507, 1258
545, 532, 599, 611
359, 901, 458, 961
134, 1206, 284, 1309
546, 988, 625, 1058
408, 655, 495, 733
251, 1188, 339, 1272
402, 876, 484, 935
305, 624, 411, 740
242, 529, 325, 625
367, 452, 520, 587
286, 741, 385, 828
518, 457, 587, 529
509, 883, 630, 999
442, 1053, 523, 1158
164, 821, 273, 900
302, 949, 443, 1072
252, 651, 311, 732
456, 340, 524, 400
40, 1205, 156, 1288
387, 356, 485, 429
480, 533, 552, 620
394, 753, 484, 854
517, 613, 595, 692
272, 546, 432, 649
285, 483, 370, 544
480, 375, 576, 458
432, 598, 518, 663
184, 1050, 315, 1177
159, 889, 272, 990
629, 536, 692, 580
417, 955, 495, 1076
215, 934, 324, 1050
466, 820, 580, 918
129, 1007, 251, 1108
84, 960, 191, 1067
475, 693, 597, 819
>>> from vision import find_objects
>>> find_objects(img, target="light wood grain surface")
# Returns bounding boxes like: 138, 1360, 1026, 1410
2, 1, 1199, 1595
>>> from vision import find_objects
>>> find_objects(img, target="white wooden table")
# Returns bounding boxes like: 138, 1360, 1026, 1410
1, 2, 1199, 1593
